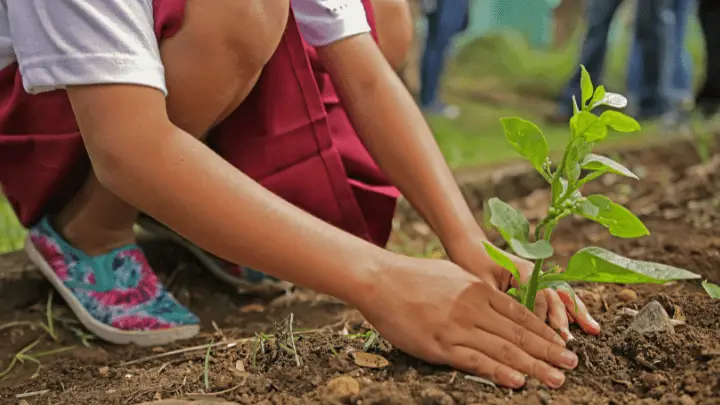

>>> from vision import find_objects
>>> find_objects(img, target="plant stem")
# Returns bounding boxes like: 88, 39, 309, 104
525, 222, 558, 312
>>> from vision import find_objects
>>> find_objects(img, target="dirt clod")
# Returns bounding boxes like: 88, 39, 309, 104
324, 375, 360, 400
420, 387, 456, 405
619, 288, 639, 302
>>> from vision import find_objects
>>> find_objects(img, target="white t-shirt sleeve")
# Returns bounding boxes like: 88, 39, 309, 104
6, 0, 166, 95
292, 0, 371, 47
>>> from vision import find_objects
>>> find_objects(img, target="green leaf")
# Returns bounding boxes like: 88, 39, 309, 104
580, 65, 593, 106
577, 195, 649, 238
500, 117, 549, 172
482, 241, 522, 285
600, 111, 641, 132
589, 85, 606, 108
570, 111, 608, 141
565, 140, 594, 186
591, 91, 628, 109
702, 280, 720, 299
509, 239, 554, 260
487, 198, 529, 243
544, 247, 701, 284
572, 95, 580, 115
581, 154, 638, 180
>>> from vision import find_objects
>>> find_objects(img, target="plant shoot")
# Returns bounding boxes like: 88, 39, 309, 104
485, 66, 701, 311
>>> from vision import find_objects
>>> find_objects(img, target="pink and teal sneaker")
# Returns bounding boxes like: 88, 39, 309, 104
25, 216, 200, 346
136, 215, 293, 294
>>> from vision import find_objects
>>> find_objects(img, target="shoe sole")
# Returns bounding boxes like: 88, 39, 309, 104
136, 216, 293, 293
25, 237, 200, 347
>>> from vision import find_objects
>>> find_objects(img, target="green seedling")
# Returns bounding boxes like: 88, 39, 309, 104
485, 65, 701, 312
702, 280, 720, 299
0, 334, 75, 379
251, 332, 271, 368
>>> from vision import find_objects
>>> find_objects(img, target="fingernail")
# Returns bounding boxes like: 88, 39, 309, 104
560, 350, 578, 368
548, 369, 566, 387
590, 318, 601, 331
511, 372, 526, 387
553, 334, 566, 346
560, 327, 575, 342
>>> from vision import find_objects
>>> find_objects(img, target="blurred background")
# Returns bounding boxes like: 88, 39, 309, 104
0, 0, 713, 253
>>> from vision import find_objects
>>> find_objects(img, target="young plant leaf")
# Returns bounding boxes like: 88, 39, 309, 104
486, 198, 530, 243
580, 65, 593, 106
581, 154, 638, 180
591, 91, 628, 110
589, 85, 606, 109
702, 280, 720, 299
509, 239, 554, 260
507, 287, 522, 302
565, 140, 594, 186
500, 117, 549, 173
570, 111, 608, 141
600, 110, 641, 132
575, 195, 649, 238
482, 241, 522, 285
572, 95, 580, 115
544, 247, 701, 284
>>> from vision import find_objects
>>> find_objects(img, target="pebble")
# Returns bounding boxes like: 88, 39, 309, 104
628, 301, 675, 335
618, 289, 638, 302
324, 376, 360, 400
98, 366, 109, 377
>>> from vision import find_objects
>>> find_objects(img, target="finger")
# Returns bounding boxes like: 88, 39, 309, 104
534, 290, 548, 323
461, 330, 568, 389
544, 289, 573, 341
557, 289, 601, 335
488, 290, 567, 347
478, 311, 578, 370
447, 346, 527, 389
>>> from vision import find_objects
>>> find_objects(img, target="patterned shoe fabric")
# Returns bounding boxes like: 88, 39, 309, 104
26, 216, 200, 346
135, 214, 293, 294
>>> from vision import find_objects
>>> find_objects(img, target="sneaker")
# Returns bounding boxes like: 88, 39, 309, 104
422, 102, 461, 120
135, 215, 293, 294
25, 216, 200, 346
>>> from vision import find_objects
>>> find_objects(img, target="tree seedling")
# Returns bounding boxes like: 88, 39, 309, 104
485, 66, 701, 312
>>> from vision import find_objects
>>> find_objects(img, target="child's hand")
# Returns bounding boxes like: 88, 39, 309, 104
446, 238, 601, 341
357, 256, 578, 389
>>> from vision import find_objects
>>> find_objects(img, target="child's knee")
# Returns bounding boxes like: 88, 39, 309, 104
372, 0, 414, 70
186, 0, 289, 73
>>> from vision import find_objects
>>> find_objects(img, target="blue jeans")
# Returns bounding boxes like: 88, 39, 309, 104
419, 0, 469, 108
557, 0, 671, 116
628, 0, 695, 112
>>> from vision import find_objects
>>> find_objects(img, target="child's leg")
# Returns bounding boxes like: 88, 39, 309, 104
54, 0, 288, 256
28, 0, 290, 346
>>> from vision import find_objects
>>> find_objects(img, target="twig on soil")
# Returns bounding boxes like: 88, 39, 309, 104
273, 313, 302, 367
0, 321, 37, 332
118, 328, 323, 367
15, 389, 49, 399
185, 383, 244, 397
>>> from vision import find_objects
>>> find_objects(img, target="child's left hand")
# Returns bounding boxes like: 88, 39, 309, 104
446, 237, 601, 341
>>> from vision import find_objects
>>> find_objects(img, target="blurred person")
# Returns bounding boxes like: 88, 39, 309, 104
418, 0, 470, 119
547, 0, 672, 123
0, 0, 598, 389
696, 0, 720, 117
627, 0, 695, 128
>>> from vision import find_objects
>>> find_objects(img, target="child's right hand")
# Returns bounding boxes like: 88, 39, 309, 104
356, 256, 579, 389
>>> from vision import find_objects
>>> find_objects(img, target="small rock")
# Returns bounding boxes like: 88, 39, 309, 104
98, 366, 109, 376
18, 401, 29, 405
325, 376, 360, 399
420, 387, 456, 405
678, 394, 696, 405
353, 352, 389, 369
628, 301, 675, 335
619, 289, 638, 302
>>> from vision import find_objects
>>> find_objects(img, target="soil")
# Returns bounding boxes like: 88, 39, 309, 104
1, 138, 720, 405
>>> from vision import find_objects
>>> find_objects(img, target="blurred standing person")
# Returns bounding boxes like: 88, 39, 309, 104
419, 0, 470, 119
696, 0, 720, 117
627, 0, 695, 128
547, 0, 671, 123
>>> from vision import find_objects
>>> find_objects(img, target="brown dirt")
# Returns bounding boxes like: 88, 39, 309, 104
1, 140, 720, 405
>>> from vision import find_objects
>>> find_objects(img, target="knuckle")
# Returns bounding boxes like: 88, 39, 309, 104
512, 326, 528, 347
515, 306, 531, 324
499, 343, 514, 363
466, 353, 484, 372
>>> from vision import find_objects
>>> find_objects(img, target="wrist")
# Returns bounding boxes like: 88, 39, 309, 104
333, 245, 397, 310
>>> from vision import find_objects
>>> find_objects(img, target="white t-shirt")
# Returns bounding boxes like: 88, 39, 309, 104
0, 0, 370, 96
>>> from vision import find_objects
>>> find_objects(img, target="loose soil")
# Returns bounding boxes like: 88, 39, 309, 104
1, 138, 719, 405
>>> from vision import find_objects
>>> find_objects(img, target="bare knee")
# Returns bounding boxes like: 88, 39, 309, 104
161, 0, 289, 135
371, 0, 414, 70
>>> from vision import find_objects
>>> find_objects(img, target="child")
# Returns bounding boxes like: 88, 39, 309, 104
0, 0, 597, 389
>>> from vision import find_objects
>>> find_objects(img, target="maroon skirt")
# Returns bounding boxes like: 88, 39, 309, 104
0, 0, 399, 247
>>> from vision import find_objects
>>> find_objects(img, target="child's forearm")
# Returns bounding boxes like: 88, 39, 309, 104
317, 34, 484, 246
68, 85, 388, 308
